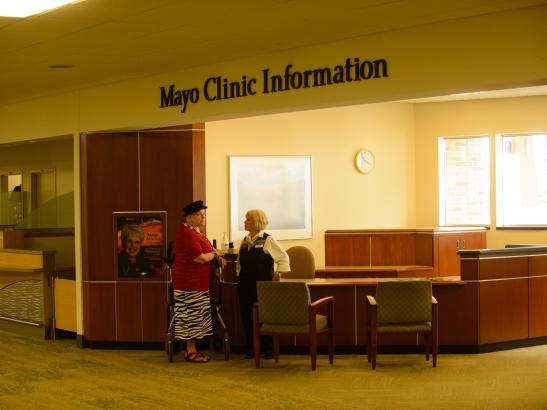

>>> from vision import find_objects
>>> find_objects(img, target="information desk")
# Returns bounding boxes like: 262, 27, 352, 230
219, 245, 547, 352
315, 265, 434, 279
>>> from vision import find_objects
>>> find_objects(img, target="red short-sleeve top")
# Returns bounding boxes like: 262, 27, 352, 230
171, 224, 213, 291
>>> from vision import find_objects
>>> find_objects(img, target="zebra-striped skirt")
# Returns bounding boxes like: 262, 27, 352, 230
173, 289, 213, 341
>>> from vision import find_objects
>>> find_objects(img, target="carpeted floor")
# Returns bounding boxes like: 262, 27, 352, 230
1, 330, 546, 409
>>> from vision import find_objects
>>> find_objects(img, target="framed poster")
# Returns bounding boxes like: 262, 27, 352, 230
229, 156, 312, 241
114, 211, 166, 279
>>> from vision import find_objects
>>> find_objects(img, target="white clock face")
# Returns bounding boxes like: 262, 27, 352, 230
355, 149, 375, 174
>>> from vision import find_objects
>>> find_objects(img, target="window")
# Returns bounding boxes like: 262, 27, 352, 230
496, 133, 547, 227
438, 136, 490, 226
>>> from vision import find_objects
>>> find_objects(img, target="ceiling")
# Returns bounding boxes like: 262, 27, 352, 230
1, 0, 546, 107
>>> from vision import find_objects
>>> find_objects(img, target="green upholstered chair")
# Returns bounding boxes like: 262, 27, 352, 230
253, 281, 334, 370
284, 246, 315, 279
365, 279, 438, 369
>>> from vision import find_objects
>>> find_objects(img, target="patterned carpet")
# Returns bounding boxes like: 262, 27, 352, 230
1, 330, 546, 409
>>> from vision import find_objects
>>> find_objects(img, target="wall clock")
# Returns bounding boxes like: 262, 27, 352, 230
354, 149, 375, 174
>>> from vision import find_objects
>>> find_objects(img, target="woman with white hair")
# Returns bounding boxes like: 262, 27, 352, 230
237, 209, 290, 359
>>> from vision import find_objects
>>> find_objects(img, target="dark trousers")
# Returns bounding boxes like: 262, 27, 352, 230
238, 282, 272, 354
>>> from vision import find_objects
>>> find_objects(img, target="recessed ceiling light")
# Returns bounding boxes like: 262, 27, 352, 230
49, 64, 75, 69
0, 1, 85, 18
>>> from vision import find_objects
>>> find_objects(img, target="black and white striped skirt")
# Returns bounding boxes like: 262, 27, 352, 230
173, 289, 213, 341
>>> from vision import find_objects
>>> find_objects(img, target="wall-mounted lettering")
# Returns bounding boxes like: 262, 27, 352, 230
159, 56, 388, 114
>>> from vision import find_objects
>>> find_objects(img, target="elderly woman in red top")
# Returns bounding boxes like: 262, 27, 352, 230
171, 200, 223, 363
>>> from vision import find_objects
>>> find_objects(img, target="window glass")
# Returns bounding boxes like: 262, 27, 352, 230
496, 133, 547, 227
438, 136, 490, 226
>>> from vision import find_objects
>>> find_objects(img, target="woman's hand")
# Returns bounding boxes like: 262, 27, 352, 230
272, 272, 282, 281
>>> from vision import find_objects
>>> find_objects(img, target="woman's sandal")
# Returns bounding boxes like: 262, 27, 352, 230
185, 352, 209, 363
197, 352, 210, 360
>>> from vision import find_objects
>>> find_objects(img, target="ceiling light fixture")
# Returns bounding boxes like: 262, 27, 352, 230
0, 0, 85, 18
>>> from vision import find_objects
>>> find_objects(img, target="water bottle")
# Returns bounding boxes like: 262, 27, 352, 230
221, 232, 229, 251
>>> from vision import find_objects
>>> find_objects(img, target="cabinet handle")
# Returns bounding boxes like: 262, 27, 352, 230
462, 239, 465, 249
456, 240, 461, 249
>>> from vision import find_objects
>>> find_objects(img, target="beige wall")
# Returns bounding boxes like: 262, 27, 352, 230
415, 95, 547, 248
0, 138, 75, 266
206, 102, 415, 264
0, 138, 74, 196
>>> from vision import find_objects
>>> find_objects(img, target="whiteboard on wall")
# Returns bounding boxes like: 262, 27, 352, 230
229, 156, 312, 241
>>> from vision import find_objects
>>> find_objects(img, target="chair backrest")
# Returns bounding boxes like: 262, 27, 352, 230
376, 280, 432, 324
256, 281, 311, 325
285, 246, 315, 278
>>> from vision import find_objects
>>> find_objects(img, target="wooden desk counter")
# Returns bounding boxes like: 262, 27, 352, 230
315, 265, 434, 279
219, 272, 468, 349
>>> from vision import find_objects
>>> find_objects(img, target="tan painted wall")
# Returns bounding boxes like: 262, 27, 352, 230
415, 95, 547, 248
0, 138, 74, 196
0, 138, 75, 266
206, 102, 415, 265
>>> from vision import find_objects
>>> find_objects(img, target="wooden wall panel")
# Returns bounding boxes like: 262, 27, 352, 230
370, 234, 416, 265
139, 126, 205, 242
81, 132, 139, 282
415, 234, 433, 267
529, 256, 547, 338
325, 234, 370, 266
83, 283, 116, 341
142, 283, 168, 342
530, 277, 547, 337
460, 259, 480, 281
479, 257, 529, 280
307, 286, 355, 346
219, 282, 246, 346
356, 286, 375, 346
81, 126, 205, 343
437, 236, 461, 277
116, 282, 142, 341
479, 279, 529, 344
434, 283, 478, 345
530, 254, 547, 277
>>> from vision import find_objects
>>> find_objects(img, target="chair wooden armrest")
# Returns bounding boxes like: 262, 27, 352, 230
310, 296, 335, 327
431, 296, 438, 325
310, 296, 334, 308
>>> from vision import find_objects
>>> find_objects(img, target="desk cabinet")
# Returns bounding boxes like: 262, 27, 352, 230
437, 231, 486, 276
325, 227, 486, 277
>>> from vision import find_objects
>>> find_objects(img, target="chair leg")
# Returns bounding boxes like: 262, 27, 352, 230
424, 333, 430, 361
432, 329, 438, 368
310, 333, 317, 371
328, 330, 334, 365
274, 335, 280, 363
371, 328, 377, 370
366, 324, 371, 363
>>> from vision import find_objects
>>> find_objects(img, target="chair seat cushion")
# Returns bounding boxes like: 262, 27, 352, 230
378, 322, 431, 333
261, 314, 329, 334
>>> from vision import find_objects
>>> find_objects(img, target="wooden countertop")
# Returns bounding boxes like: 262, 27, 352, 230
281, 276, 464, 286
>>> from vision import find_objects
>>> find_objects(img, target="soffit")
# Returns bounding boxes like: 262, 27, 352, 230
0, 0, 545, 106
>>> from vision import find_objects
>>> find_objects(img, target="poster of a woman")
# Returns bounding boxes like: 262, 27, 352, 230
114, 212, 166, 279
